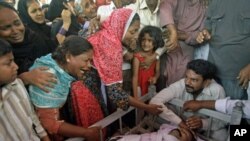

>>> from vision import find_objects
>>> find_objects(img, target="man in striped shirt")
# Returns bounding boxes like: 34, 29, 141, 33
0, 38, 50, 141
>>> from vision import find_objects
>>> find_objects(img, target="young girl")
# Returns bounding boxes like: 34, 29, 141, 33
132, 26, 164, 99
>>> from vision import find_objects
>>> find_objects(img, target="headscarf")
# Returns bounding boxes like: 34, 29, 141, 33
18, 0, 51, 39
87, 8, 137, 85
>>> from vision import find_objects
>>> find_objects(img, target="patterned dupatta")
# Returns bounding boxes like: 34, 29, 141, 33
87, 8, 135, 85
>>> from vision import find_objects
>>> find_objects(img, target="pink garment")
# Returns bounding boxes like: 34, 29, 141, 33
165, 42, 193, 86
160, 0, 206, 45
87, 8, 133, 85
134, 53, 156, 96
159, 0, 206, 87
96, 0, 110, 7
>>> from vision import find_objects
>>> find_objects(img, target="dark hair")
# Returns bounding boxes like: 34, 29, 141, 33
52, 35, 93, 64
138, 26, 164, 51
129, 13, 140, 26
187, 59, 216, 80
0, 1, 18, 13
18, 0, 39, 24
0, 38, 12, 57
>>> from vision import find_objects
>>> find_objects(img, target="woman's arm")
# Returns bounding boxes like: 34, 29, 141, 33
56, 9, 71, 44
128, 96, 162, 115
37, 108, 101, 141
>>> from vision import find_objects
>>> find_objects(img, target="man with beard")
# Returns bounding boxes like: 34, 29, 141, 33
150, 59, 227, 141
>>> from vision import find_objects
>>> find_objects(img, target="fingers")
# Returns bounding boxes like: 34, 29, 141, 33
196, 29, 211, 43
238, 76, 249, 89
37, 83, 50, 93
186, 117, 202, 129
196, 32, 205, 43
63, 2, 76, 16
203, 30, 211, 40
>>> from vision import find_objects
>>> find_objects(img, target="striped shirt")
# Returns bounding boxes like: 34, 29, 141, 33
0, 79, 47, 141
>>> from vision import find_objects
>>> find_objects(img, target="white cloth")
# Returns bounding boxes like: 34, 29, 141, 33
97, 1, 116, 23
0, 79, 47, 141
97, 0, 161, 29
109, 124, 179, 141
194, 43, 209, 60
215, 97, 250, 119
109, 124, 204, 141
127, 0, 161, 28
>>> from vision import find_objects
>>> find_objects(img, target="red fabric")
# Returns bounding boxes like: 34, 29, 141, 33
71, 81, 104, 127
96, 0, 111, 7
87, 8, 133, 85
134, 53, 156, 96
36, 108, 64, 141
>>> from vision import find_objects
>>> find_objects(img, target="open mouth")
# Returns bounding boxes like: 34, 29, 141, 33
80, 68, 85, 75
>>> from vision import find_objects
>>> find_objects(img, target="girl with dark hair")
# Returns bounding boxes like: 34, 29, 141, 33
77, 8, 162, 114
29, 35, 101, 141
132, 26, 164, 98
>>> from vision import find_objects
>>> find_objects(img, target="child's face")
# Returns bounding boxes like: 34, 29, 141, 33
141, 33, 154, 52
0, 52, 18, 85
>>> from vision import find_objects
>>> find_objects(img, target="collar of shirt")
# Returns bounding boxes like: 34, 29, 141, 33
200, 79, 216, 97
0, 80, 17, 108
139, 0, 160, 14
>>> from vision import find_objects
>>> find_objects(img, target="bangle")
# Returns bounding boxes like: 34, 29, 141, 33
58, 27, 68, 35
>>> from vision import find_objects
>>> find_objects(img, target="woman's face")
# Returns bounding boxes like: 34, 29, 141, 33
27, 1, 45, 24
0, 8, 25, 43
122, 20, 140, 48
81, 0, 97, 19
66, 49, 93, 79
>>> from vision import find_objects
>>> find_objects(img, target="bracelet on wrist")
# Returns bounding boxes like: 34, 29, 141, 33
58, 27, 68, 35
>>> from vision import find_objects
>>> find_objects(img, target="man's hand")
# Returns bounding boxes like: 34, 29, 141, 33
183, 100, 202, 112
63, 2, 76, 16
196, 29, 211, 44
237, 64, 250, 89
85, 126, 102, 141
164, 24, 178, 52
179, 120, 189, 129
19, 67, 57, 92
145, 104, 163, 115
186, 116, 203, 129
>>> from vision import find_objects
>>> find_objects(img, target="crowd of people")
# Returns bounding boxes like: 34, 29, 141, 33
0, 0, 249, 141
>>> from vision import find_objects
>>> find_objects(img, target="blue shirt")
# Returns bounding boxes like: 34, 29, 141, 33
29, 54, 75, 108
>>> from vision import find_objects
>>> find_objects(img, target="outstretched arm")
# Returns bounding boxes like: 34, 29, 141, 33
183, 100, 216, 112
